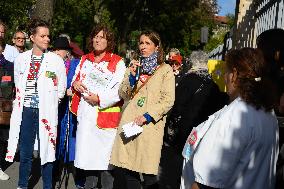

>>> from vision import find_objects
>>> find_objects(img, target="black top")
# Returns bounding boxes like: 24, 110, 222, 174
165, 69, 228, 152
0, 55, 14, 99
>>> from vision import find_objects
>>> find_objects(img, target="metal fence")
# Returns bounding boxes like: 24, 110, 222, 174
208, 34, 232, 60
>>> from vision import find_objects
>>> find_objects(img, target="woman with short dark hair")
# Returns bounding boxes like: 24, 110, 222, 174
5, 18, 67, 189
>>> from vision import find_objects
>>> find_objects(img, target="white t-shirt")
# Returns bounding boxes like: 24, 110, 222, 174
181, 97, 278, 189
23, 55, 42, 108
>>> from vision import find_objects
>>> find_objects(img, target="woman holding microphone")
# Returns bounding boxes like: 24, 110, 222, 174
111, 30, 175, 189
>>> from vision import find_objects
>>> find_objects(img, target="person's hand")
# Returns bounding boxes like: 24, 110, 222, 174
134, 115, 147, 126
72, 81, 87, 93
83, 92, 99, 106
66, 88, 73, 96
129, 60, 140, 76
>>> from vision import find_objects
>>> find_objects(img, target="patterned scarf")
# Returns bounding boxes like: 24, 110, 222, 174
140, 52, 158, 75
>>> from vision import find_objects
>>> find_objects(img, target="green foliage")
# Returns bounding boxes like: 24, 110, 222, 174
108, 0, 218, 56
52, 0, 116, 52
226, 13, 235, 28
204, 31, 227, 52
1, 0, 221, 56
128, 30, 141, 50
204, 14, 235, 52
0, 0, 35, 42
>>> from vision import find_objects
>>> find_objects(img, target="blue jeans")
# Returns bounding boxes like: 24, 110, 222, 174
18, 107, 53, 189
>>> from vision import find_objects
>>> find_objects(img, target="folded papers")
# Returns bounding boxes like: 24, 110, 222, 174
122, 122, 143, 138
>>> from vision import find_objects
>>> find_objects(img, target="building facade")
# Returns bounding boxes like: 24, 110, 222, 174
210, 0, 284, 59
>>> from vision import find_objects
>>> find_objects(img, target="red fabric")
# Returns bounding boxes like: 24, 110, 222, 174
70, 92, 81, 115
69, 42, 84, 58
97, 112, 121, 129
69, 52, 122, 115
84, 52, 122, 73
1, 76, 12, 82
69, 56, 85, 115
96, 100, 124, 129
170, 55, 183, 65
139, 74, 149, 83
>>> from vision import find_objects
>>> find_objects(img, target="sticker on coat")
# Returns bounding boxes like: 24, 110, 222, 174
137, 97, 146, 107
45, 71, 58, 86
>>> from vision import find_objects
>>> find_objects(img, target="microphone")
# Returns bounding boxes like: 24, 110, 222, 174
135, 66, 140, 81
135, 56, 141, 81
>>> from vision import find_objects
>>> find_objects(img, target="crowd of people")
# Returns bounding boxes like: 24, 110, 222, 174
0, 18, 283, 189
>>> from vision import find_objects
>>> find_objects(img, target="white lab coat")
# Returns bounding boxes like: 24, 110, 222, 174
5, 49, 66, 165
73, 57, 126, 170
180, 98, 278, 189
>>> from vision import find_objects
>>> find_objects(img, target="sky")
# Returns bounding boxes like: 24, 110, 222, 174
218, 0, 236, 16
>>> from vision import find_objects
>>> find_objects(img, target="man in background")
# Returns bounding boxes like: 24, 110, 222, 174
3, 30, 26, 63
12, 31, 26, 53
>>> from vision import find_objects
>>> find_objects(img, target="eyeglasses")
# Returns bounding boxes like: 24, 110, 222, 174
169, 61, 180, 66
94, 35, 106, 41
14, 37, 26, 40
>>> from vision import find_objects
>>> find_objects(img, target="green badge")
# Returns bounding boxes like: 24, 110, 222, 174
45, 71, 56, 79
137, 97, 146, 107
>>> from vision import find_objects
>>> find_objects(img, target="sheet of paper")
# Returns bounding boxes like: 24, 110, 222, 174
80, 61, 113, 94
81, 91, 89, 96
122, 122, 143, 138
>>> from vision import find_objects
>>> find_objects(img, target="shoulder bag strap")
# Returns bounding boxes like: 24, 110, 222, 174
131, 63, 165, 99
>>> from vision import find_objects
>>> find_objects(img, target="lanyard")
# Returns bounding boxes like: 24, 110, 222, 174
31, 53, 44, 89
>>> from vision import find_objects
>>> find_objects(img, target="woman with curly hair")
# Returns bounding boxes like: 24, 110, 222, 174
180, 48, 279, 189
71, 24, 126, 189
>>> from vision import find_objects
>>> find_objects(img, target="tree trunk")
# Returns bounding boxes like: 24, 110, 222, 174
117, 0, 142, 55
31, 0, 54, 24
